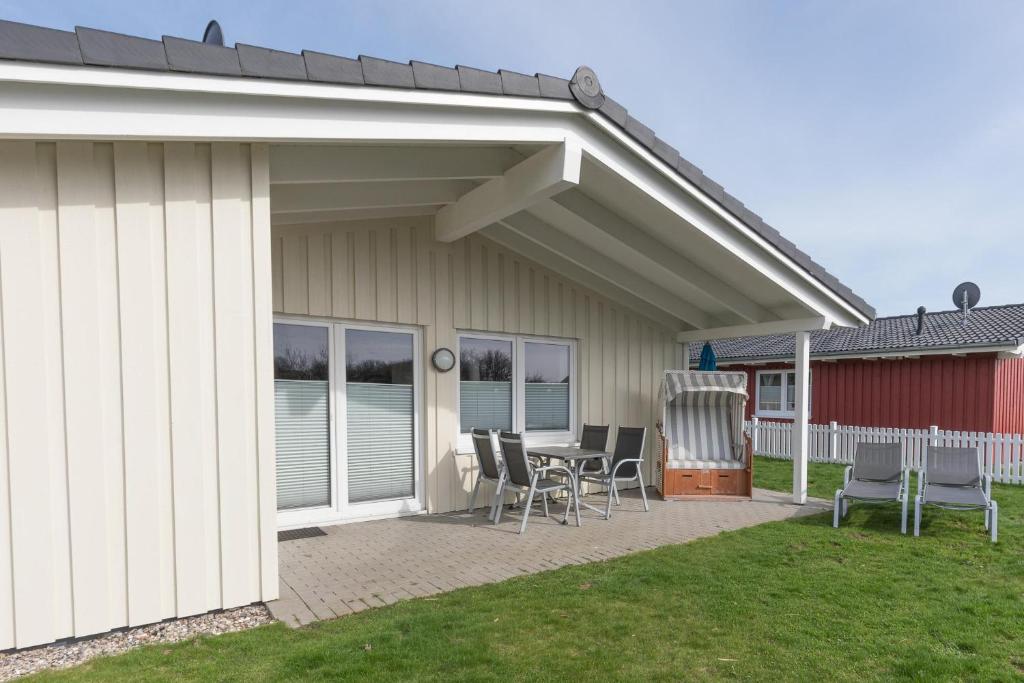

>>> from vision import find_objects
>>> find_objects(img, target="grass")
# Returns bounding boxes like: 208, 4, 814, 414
32, 458, 1023, 682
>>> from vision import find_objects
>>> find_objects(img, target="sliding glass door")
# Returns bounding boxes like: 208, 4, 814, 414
274, 319, 421, 526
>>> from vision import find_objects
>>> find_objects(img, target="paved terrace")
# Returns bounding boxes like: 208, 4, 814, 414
269, 488, 827, 627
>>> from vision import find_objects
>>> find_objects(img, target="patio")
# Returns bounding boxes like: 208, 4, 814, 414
268, 487, 827, 627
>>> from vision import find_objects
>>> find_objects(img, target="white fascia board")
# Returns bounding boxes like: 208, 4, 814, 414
581, 112, 871, 329
0, 61, 869, 330
0, 62, 578, 113
676, 317, 830, 343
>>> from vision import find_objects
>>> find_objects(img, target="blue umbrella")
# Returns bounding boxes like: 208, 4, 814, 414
698, 341, 717, 371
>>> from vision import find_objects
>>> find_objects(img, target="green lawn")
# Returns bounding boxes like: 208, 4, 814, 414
33, 458, 1022, 682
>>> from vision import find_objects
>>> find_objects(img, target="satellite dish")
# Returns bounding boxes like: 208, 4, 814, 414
202, 20, 224, 46
952, 281, 980, 326
952, 282, 981, 310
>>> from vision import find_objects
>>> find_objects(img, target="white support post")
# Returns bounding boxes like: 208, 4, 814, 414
678, 342, 691, 370
792, 331, 810, 504
750, 416, 760, 454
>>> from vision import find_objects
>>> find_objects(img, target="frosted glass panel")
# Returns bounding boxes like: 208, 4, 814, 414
460, 381, 513, 432
525, 383, 570, 431
347, 383, 414, 503
275, 380, 331, 510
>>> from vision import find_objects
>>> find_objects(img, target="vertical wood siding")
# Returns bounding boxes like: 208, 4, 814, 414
994, 357, 1024, 433
271, 218, 677, 515
0, 141, 277, 650
735, 355, 998, 431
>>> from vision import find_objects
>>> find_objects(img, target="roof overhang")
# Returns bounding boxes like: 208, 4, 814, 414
714, 342, 1024, 365
0, 60, 874, 335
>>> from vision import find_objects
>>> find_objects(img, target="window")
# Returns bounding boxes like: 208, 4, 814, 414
459, 337, 513, 433
458, 333, 575, 449
524, 342, 570, 431
756, 369, 811, 418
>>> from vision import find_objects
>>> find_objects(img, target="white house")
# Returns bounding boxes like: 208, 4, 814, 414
0, 18, 874, 650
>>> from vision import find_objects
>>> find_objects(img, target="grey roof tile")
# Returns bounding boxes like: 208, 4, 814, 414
359, 55, 415, 88
624, 115, 656, 148
599, 96, 628, 127
236, 43, 307, 80
674, 156, 704, 185
302, 50, 363, 85
75, 26, 167, 70
652, 137, 680, 168
498, 69, 540, 97
0, 19, 876, 320
721, 193, 745, 217
411, 61, 460, 91
163, 36, 241, 76
456, 65, 502, 94
537, 73, 572, 99
697, 304, 1024, 361
0, 20, 82, 65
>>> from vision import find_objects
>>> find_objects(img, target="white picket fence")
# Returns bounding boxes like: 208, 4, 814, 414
747, 417, 1024, 485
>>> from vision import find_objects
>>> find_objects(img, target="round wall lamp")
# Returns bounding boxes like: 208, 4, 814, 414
431, 347, 456, 372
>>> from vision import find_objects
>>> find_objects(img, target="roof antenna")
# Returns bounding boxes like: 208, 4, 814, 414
951, 281, 980, 327
202, 20, 224, 47
915, 306, 926, 335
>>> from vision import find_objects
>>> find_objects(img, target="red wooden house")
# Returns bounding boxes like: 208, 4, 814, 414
698, 304, 1024, 433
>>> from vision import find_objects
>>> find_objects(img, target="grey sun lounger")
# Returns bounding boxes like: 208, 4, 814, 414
833, 442, 909, 533
914, 446, 998, 543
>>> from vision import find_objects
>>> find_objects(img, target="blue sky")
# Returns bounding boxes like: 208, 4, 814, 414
4, 0, 1021, 317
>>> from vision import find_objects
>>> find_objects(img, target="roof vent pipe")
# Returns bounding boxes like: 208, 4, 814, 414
916, 306, 926, 335
202, 20, 224, 46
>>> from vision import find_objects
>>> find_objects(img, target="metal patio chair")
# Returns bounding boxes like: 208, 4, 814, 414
833, 442, 909, 533
914, 446, 998, 543
577, 426, 649, 519
494, 432, 581, 534
468, 428, 505, 521
577, 423, 610, 474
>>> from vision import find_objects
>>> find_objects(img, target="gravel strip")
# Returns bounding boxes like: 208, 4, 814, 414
0, 605, 274, 681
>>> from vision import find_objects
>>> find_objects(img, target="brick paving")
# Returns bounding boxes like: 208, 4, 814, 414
267, 488, 827, 627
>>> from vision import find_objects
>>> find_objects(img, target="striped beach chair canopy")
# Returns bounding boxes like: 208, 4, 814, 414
660, 370, 748, 469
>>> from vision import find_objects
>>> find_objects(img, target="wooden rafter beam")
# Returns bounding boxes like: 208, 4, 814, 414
434, 140, 582, 243
269, 145, 523, 184
500, 212, 716, 329
547, 191, 777, 324
676, 316, 831, 343
483, 223, 685, 330
270, 179, 475, 214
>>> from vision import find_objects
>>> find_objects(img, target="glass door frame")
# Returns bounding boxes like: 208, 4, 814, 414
275, 315, 423, 529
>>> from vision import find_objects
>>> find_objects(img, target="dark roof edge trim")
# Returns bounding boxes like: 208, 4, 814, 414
715, 340, 1024, 364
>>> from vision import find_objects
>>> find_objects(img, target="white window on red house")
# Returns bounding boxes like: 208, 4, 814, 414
756, 369, 811, 418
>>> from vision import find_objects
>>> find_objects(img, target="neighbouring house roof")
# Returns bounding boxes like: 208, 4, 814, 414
0, 18, 874, 321
696, 303, 1024, 362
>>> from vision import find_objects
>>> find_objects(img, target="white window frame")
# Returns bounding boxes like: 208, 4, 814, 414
275, 315, 423, 530
456, 332, 577, 453
754, 368, 811, 419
